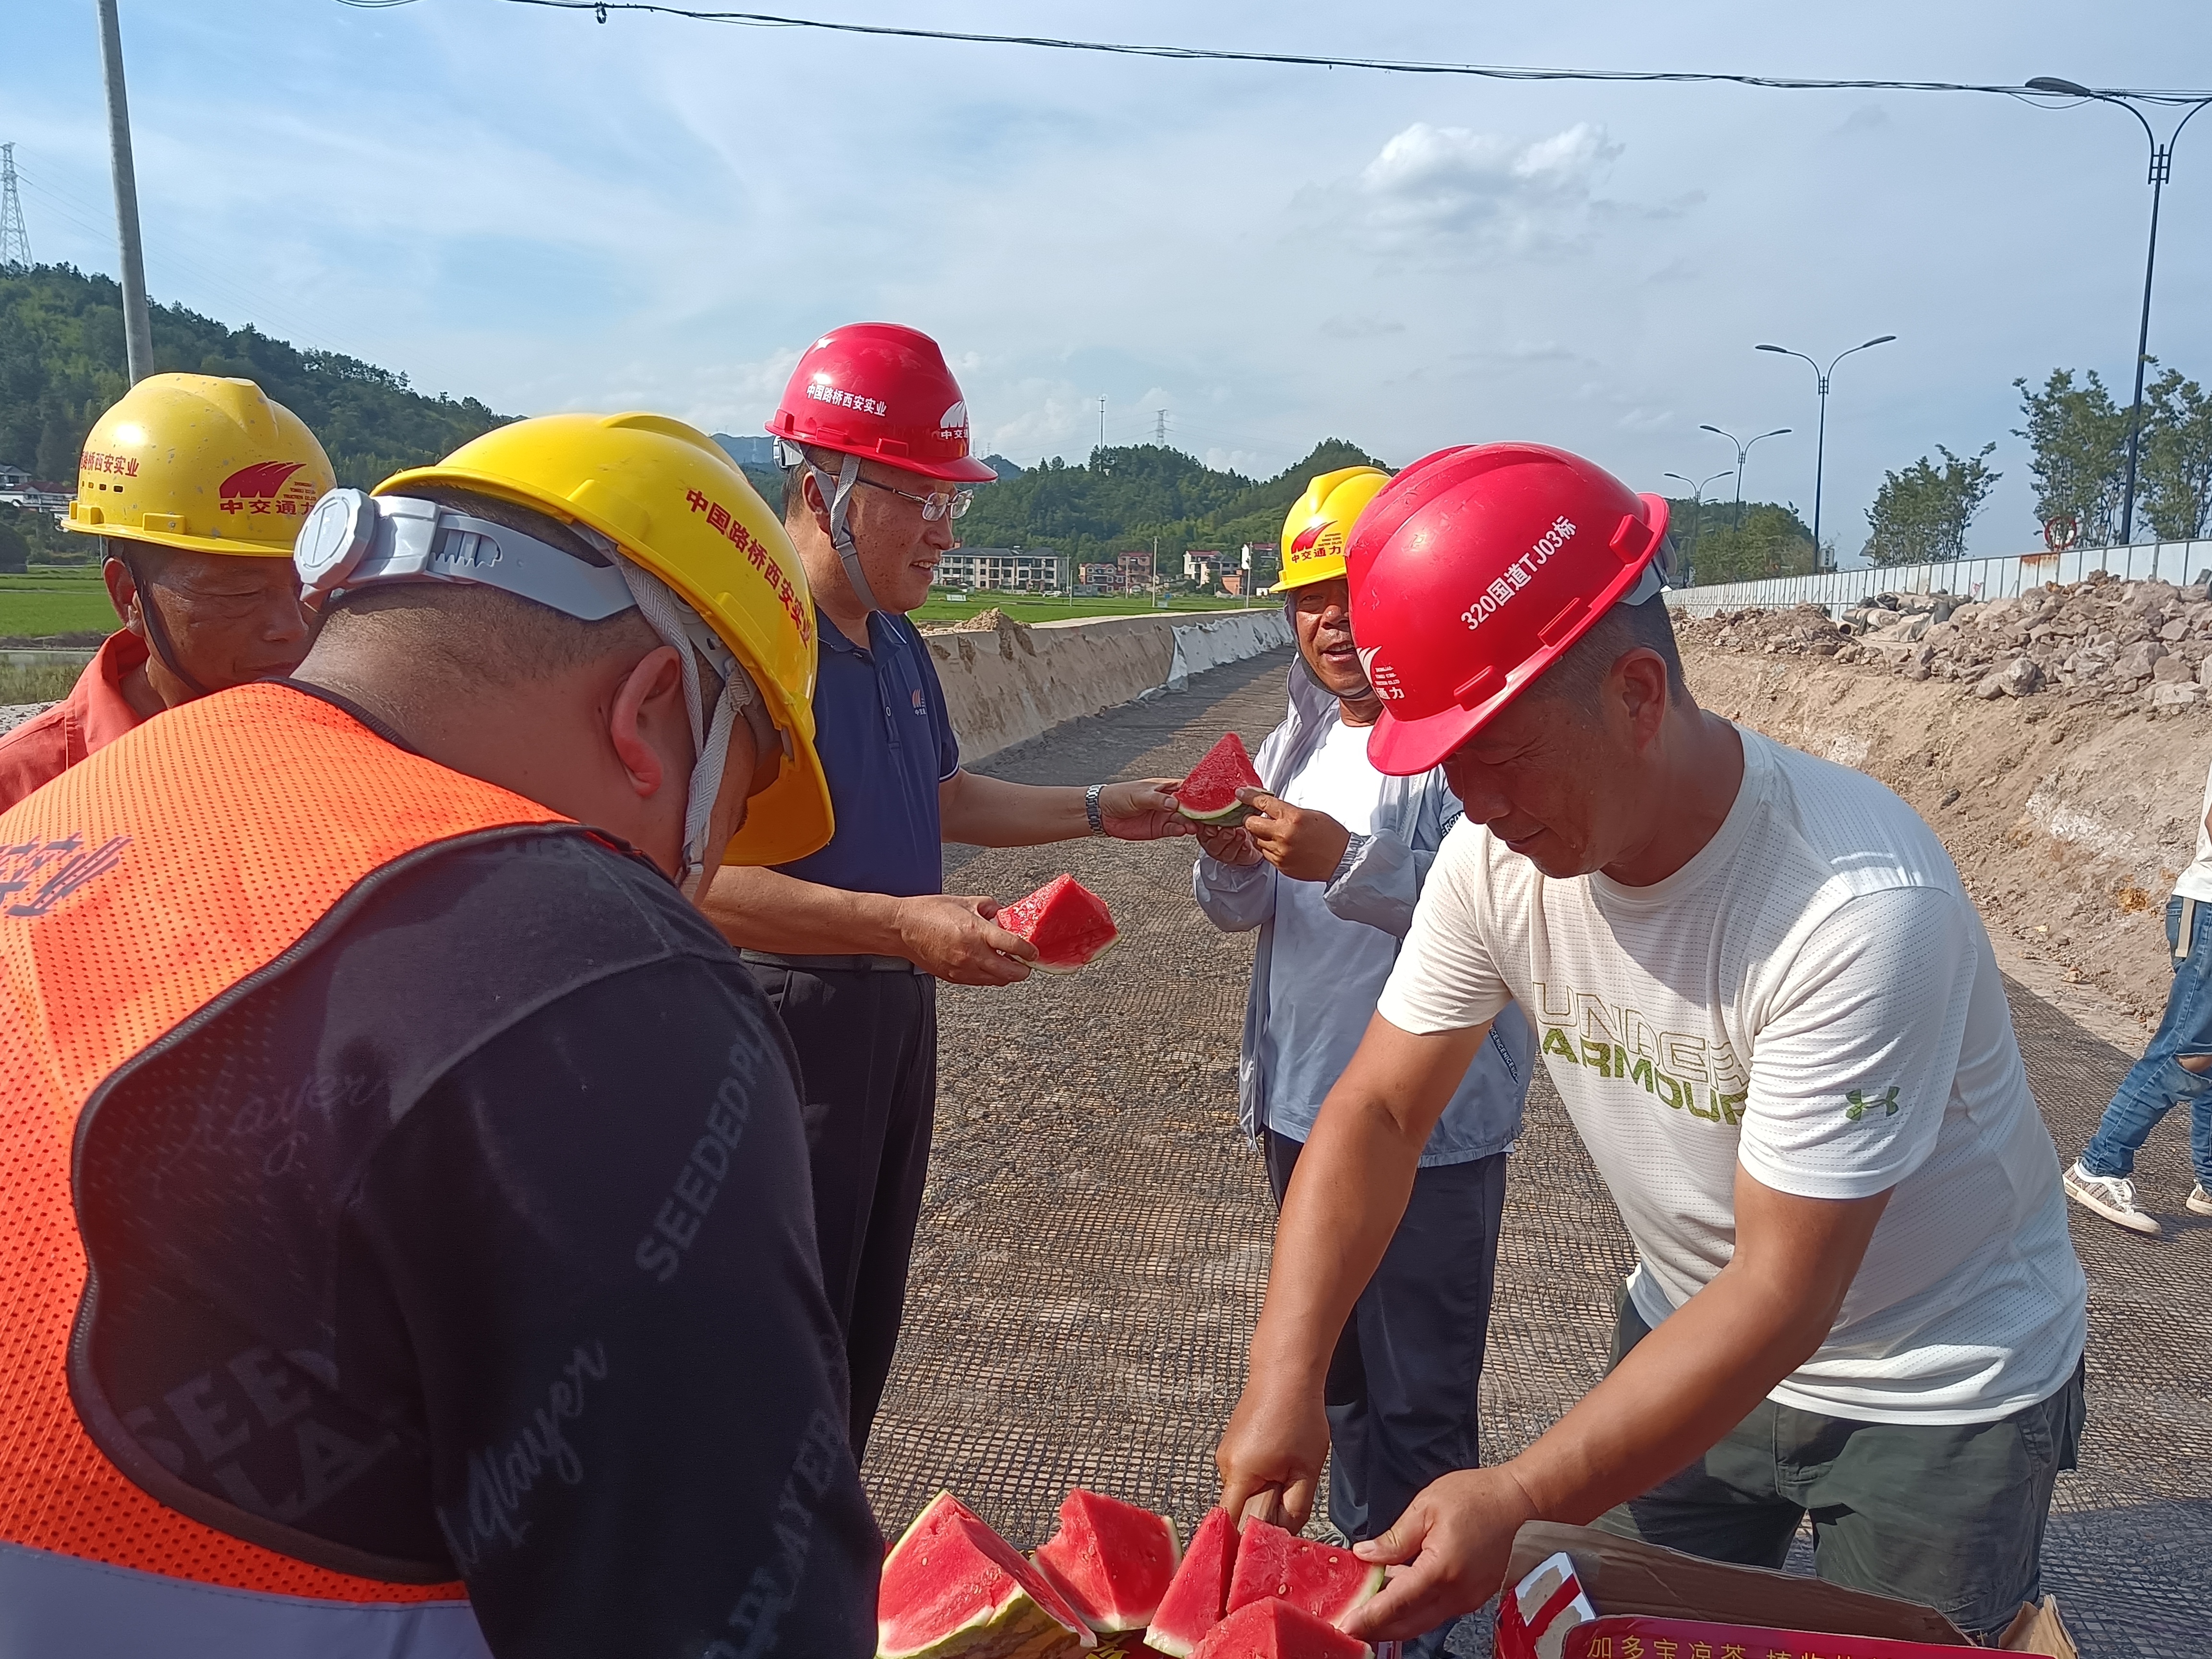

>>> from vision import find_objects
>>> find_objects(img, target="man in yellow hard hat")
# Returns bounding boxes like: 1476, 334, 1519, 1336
1195, 469, 1532, 1657
0, 413, 875, 1655
0, 373, 330, 811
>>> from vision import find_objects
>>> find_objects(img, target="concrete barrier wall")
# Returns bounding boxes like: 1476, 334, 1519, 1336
926, 609, 1292, 763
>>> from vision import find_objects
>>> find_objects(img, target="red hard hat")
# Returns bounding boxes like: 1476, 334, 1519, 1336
1346, 442, 1670, 776
766, 322, 998, 483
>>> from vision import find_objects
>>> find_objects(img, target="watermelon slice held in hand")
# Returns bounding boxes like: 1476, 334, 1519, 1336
1145, 1507, 1240, 1656
1032, 1488, 1182, 1633
878, 1491, 1096, 1658
1225, 1519, 1382, 1631
1174, 732, 1263, 824
1189, 1599, 1372, 1658
997, 874, 1120, 975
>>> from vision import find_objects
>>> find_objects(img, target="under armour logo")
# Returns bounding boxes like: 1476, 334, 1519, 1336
1844, 1086, 1900, 1121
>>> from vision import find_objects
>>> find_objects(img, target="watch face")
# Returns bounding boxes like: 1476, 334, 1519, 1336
295, 490, 370, 587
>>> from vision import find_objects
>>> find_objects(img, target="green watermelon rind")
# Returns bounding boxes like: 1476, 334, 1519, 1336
878, 1492, 1097, 1659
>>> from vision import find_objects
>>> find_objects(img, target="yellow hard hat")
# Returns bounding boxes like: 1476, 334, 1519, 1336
1270, 466, 1390, 595
63, 373, 337, 557
380, 412, 831, 867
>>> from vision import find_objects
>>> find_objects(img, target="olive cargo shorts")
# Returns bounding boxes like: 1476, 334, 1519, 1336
1592, 1288, 2085, 1639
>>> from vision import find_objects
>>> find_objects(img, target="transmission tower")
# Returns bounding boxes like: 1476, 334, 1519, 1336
0, 145, 29, 269
1154, 409, 1167, 444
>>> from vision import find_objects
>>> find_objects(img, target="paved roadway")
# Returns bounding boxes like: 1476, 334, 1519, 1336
864, 649, 2207, 1659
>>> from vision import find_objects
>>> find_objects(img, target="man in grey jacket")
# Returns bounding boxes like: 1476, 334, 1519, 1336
1192, 469, 1534, 1659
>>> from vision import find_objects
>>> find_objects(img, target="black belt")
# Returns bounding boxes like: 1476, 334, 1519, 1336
739, 950, 924, 974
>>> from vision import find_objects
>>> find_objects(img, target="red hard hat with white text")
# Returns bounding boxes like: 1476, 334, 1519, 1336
1346, 442, 1670, 776
766, 322, 998, 483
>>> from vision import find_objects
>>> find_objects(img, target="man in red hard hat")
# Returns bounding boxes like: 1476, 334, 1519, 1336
1217, 443, 2088, 1642
704, 322, 1190, 1453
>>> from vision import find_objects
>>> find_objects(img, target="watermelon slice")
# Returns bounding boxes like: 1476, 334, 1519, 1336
1146, 1507, 1239, 1656
878, 1490, 1098, 1658
1224, 1520, 1382, 1632
1189, 1599, 1372, 1658
997, 874, 1120, 975
1033, 1489, 1182, 1634
1174, 732, 1263, 824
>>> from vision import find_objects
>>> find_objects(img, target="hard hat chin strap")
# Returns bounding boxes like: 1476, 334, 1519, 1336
808, 451, 883, 615
617, 556, 764, 895
116, 545, 212, 700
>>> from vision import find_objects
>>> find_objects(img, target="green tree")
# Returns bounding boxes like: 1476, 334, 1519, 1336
0, 515, 26, 573
0, 264, 512, 489
1663, 498, 1815, 585
1862, 443, 2000, 566
2140, 367, 2212, 542
2013, 368, 2126, 547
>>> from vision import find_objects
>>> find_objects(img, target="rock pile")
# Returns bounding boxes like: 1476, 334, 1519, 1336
1673, 572, 2212, 710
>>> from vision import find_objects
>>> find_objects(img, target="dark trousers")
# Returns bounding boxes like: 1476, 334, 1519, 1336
1265, 1130, 1508, 1659
1594, 1288, 2085, 1639
747, 962, 937, 1460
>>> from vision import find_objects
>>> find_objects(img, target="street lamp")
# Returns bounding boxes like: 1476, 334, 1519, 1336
2027, 76, 2212, 545
1755, 335, 1895, 568
1662, 468, 1732, 583
1698, 424, 1791, 532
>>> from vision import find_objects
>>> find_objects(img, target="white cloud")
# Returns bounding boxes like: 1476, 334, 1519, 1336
1348, 120, 1624, 253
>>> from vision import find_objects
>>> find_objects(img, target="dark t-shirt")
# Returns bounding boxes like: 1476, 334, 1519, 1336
71, 813, 878, 1654
773, 608, 960, 899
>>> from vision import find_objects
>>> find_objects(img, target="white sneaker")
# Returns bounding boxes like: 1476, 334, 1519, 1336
2189, 1184, 2212, 1217
2064, 1161, 2162, 1235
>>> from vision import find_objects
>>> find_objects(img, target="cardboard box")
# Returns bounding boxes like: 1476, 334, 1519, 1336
1496, 1523, 2075, 1659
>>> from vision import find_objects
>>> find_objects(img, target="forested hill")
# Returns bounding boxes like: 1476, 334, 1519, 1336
0, 265, 510, 488
958, 438, 1390, 565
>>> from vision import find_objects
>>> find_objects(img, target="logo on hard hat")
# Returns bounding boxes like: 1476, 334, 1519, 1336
936, 400, 969, 441
1288, 520, 1342, 560
1356, 646, 1405, 701
218, 460, 320, 520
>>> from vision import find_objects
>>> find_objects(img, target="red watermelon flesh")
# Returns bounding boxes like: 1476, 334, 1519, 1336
1145, 1507, 1239, 1656
997, 874, 1119, 975
878, 1490, 1097, 1658
1175, 732, 1263, 823
1225, 1520, 1383, 1631
1032, 1488, 1182, 1633
1189, 1599, 1372, 1659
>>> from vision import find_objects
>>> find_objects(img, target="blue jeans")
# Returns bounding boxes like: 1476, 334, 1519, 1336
2082, 894, 2212, 1188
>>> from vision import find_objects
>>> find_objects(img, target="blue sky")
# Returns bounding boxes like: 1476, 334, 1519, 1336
10, 0, 2211, 558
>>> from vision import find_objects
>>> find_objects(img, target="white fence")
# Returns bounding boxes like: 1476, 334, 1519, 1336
1669, 537, 2212, 618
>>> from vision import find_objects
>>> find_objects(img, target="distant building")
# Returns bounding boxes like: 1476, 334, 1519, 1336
1184, 550, 1223, 587
1078, 561, 1120, 590
0, 463, 29, 491
1221, 572, 1246, 597
712, 433, 778, 469
935, 547, 1065, 594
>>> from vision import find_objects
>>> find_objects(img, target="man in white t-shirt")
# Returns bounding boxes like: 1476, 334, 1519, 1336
1215, 443, 2088, 1644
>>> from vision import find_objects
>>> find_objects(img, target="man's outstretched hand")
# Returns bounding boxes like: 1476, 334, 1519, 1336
1098, 778, 1196, 841
1340, 1467, 1543, 1641
895, 893, 1037, 985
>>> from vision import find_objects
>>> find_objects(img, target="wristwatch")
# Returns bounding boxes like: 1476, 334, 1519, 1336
1084, 783, 1107, 837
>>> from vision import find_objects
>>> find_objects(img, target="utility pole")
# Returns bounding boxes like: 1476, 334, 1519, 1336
1098, 395, 1107, 452
0, 145, 30, 268
1755, 335, 1895, 567
1699, 423, 1791, 532
2027, 78, 2212, 545
96, 0, 154, 384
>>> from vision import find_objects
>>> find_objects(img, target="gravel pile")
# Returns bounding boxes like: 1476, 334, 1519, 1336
1675, 573, 2212, 709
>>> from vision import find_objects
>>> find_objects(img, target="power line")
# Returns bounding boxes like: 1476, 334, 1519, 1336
425, 2, 2212, 105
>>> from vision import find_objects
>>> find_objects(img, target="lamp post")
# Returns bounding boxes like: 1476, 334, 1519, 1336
2027, 77, 2212, 545
1698, 424, 1791, 532
1662, 469, 1732, 585
1754, 336, 1895, 569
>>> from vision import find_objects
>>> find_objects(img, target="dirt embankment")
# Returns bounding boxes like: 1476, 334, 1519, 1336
1681, 623, 2208, 1024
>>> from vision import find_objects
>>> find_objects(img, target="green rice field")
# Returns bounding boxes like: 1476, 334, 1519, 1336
0, 568, 116, 639
910, 593, 1263, 625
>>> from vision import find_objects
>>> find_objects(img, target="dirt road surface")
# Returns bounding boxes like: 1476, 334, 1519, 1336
864, 649, 2207, 1659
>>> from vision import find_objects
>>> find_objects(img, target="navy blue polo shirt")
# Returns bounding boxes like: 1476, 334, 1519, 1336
775, 608, 961, 899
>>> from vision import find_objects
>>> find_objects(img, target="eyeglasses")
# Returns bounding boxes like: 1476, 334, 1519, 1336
852, 476, 974, 521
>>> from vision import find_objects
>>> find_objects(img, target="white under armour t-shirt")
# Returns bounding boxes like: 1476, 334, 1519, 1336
1378, 726, 2086, 1424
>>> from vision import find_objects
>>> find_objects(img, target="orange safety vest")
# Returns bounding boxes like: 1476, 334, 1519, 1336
0, 682, 580, 1656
